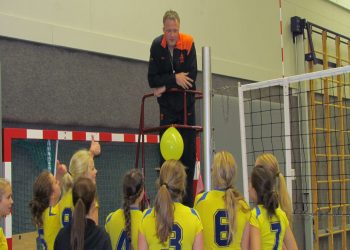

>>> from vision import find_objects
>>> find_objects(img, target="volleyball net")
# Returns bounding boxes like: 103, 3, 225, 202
238, 65, 350, 248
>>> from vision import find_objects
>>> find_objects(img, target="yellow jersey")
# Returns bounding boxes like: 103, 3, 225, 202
58, 188, 99, 228
0, 227, 8, 250
105, 208, 142, 250
140, 202, 203, 249
249, 205, 289, 250
38, 204, 61, 250
58, 189, 73, 228
194, 190, 250, 250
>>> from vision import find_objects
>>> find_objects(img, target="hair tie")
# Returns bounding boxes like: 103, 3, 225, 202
225, 185, 233, 191
262, 193, 268, 203
262, 191, 274, 202
275, 172, 280, 177
162, 183, 168, 189
67, 170, 72, 176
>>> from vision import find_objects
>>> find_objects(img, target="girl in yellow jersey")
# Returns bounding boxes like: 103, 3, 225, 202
255, 153, 293, 224
138, 160, 204, 250
59, 138, 100, 228
0, 179, 13, 250
249, 166, 298, 250
30, 171, 62, 250
194, 151, 250, 250
105, 169, 144, 250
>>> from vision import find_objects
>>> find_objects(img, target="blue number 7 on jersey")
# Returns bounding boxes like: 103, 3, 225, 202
271, 222, 281, 250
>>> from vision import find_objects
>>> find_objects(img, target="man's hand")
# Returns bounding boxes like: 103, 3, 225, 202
175, 72, 193, 89
154, 86, 166, 97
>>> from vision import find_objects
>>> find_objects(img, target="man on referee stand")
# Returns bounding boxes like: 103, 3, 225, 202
148, 10, 198, 206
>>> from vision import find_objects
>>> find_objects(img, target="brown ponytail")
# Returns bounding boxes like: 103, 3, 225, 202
251, 166, 279, 217
255, 153, 293, 222
70, 177, 96, 250
29, 171, 53, 227
123, 199, 132, 247
154, 160, 186, 243
71, 198, 85, 250
122, 169, 144, 248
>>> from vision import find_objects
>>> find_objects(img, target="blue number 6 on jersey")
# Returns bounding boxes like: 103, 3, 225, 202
214, 210, 231, 246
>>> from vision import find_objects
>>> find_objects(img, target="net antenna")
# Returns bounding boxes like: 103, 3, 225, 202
54, 140, 59, 177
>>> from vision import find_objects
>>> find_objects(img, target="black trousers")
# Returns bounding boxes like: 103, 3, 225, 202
159, 104, 196, 207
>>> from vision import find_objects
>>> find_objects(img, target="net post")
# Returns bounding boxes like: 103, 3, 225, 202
238, 82, 249, 202
298, 80, 314, 250
0, 61, 2, 164
283, 81, 293, 202
202, 46, 212, 191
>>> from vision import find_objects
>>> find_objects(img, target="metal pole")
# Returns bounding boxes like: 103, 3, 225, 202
283, 82, 293, 202
0, 62, 2, 165
238, 83, 249, 202
202, 47, 212, 191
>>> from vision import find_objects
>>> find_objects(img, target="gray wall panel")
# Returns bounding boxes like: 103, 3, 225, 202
0, 37, 156, 128
0, 37, 248, 130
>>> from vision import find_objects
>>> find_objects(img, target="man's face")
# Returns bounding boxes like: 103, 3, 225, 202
163, 19, 180, 49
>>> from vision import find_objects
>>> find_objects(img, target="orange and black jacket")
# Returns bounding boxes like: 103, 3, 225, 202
148, 33, 197, 112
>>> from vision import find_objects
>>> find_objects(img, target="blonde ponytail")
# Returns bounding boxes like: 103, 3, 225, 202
154, 160, 186, 243
224, 188, 238, 241
212, 151, 245, 241
154, 184, 174, 243
277, 172, 293, 222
